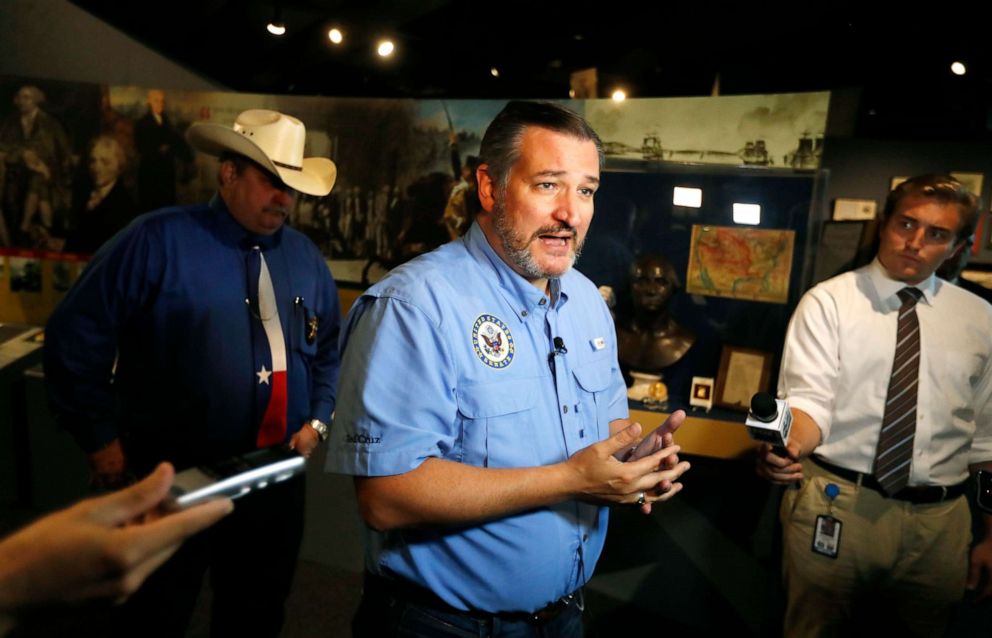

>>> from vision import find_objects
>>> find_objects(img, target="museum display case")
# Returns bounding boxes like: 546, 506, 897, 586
575, 159, 829, 454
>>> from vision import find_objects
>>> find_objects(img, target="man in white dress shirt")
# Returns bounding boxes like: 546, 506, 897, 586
757, 174, 992, 636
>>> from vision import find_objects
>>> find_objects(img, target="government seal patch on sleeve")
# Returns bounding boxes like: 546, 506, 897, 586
472, 314, 514, 368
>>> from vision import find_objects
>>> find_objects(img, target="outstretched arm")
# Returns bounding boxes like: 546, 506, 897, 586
0, 463, 232, 617
757, 291, 836, 485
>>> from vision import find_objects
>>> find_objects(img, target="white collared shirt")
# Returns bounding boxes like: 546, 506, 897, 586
779, 258, 992, 485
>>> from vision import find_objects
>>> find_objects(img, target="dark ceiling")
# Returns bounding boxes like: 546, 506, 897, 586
70, 1, 992, 139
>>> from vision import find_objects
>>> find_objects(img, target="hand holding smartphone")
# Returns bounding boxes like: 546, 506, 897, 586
165, 446, 305, 510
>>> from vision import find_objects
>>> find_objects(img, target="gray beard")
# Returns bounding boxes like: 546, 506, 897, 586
492, 200, 583, 280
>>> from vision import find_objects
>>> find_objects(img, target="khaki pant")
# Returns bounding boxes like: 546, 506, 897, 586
780, 459, 970, 638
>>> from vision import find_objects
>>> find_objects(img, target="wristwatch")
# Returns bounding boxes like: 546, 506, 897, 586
307, 418, 329, 442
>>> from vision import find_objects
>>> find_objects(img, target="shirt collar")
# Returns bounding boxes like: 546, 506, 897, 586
209, 193, 282, 250
463, 221, 569, 321
867, 257, 936, 307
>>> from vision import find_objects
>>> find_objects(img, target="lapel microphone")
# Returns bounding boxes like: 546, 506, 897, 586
548, 337, 568, 373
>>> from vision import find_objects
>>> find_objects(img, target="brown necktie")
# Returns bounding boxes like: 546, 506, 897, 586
873, 287, 923, 495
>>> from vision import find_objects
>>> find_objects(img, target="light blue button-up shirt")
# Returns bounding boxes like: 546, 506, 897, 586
327, 222, 627, 613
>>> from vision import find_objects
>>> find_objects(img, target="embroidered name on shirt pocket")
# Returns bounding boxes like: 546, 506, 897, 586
456, 378, 539, 468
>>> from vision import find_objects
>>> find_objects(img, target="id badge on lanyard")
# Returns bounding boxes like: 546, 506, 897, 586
811, 483, 842, 559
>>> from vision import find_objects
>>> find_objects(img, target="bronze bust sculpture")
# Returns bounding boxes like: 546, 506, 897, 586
618, 254, 696, 373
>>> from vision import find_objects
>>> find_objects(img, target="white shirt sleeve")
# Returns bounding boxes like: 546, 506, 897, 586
777, 287, 840, 444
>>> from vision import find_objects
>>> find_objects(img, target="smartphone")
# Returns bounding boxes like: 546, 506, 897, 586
166, 446, 305, 510
977, 470, 992, 514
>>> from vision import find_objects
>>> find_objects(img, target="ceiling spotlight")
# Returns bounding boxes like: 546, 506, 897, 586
328, 28, 343, 44
266, 4, 285, 35
951, 61, 967, 76
490, 67, 499, 78
611, 89, 626, 102
377, 39, 395, 58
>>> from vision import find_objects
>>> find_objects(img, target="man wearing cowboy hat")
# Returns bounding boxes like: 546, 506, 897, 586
44, 109, 340, 636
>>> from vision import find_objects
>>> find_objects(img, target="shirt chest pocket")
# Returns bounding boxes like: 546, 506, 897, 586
571, 360, 615, 442
929, 347, 985, 415
456, 378, 539, 468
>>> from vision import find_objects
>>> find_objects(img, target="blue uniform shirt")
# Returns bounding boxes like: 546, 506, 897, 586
327, 222, 627, 613
44, 195, 341, 470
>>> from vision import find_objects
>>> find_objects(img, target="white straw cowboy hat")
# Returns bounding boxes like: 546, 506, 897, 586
186, 109, 336, 196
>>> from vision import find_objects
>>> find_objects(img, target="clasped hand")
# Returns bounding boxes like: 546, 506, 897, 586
568, 410, 691, 514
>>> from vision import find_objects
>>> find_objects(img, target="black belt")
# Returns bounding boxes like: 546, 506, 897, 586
363, 571, 582, 624
810, 456, 966, 504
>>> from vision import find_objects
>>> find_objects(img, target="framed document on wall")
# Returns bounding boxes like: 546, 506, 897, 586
714, 345, 772, 411
832, 198, 876, 221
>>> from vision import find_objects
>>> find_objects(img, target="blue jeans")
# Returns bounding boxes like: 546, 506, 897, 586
352, 588, 585, 638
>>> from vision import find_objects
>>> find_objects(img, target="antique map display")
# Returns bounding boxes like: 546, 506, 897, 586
686, 225, 795, 304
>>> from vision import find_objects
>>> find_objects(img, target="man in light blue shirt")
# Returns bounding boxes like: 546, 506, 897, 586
327, 101, 690, 636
